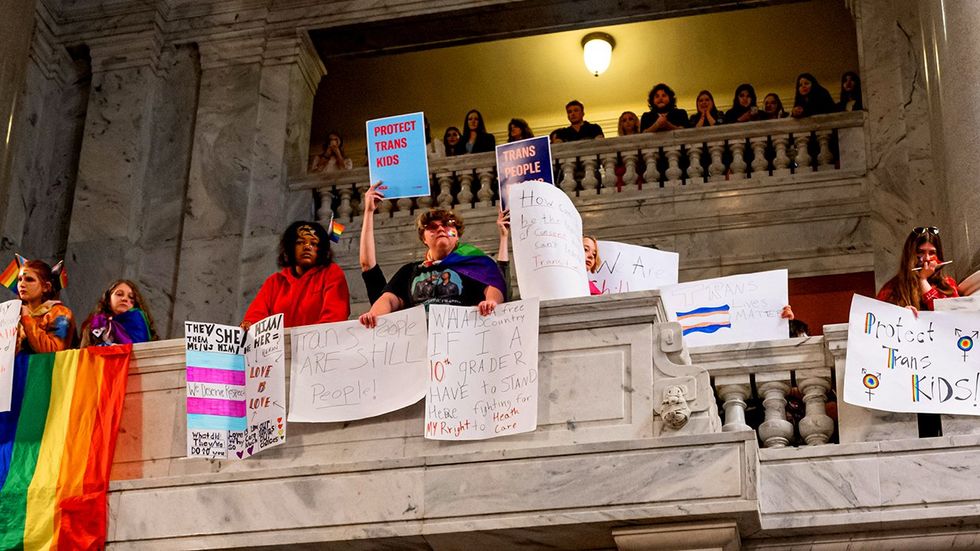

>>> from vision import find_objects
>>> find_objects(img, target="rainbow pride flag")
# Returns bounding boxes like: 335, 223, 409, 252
0, 346, 131, 549
330, 220, 345, 243
0, 259, 18, 295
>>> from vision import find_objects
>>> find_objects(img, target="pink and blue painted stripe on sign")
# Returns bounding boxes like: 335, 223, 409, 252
185, 350, 247, 432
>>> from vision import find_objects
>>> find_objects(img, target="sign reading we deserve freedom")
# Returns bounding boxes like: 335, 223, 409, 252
426, 299, 540, 440
510, 182, 590, 300
592, 241, 679, 295
366, 112, 430, 199
0, 299, 21, 412
495, 136, 553, 211
660, 269, 789, 347
844, 294, 980, 415
184, 314, 286, 459
289, 306, 428, 422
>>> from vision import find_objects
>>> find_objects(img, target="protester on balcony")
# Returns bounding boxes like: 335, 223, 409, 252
876, 226, 959, 315
725, 84, 761, 124
80, 280, 156, 347
615, 111, 645, 189
310, 131, 353, 172
507, 118, 534, 143
15, 257, 75, 354
791, 73, 835, 118
358, 208, 506, 328
242, 220, 350, 330
359, 182, 388, 305
555, 100, 604, 142
549, 130, 563, 144
583, 236, 602, 296
443, 126, 461, 157
760, 93, 787, 120
641, 83, 689, 133
458, 109, 496, 154
424, 117, 444, 159
836, 71, 863, 112
690, 90, 723, 128
495, 209, 513, 300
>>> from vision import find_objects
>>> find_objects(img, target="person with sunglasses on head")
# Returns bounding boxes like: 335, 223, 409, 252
358, 208, 506, 328
876, 226, 959, 316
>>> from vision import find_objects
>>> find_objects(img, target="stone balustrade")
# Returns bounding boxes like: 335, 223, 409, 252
290, 112, 866, 224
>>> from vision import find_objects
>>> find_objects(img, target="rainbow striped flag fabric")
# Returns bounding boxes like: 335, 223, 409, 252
0, 346, 131, 550
329, 220, 345, 243
0, 259, 18, 295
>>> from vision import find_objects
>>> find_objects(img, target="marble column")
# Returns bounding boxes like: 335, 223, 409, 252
170, 32, 323, 334
0, 0, 36, 236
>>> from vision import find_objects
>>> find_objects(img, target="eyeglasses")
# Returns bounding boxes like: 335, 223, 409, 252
424, 221, 457, 232
912, 226, 940, 236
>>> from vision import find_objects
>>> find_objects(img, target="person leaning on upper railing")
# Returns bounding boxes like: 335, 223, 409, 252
310, 131, 353, 173
358, 208, 506, 328
640, 83, 689, 133
507, 118, 534, 143
457, 109, 496, 154
836, 71, 863, 112
614, 111, 645, 189
690, 90, 724, 128
241, 220, 350, 331
876, 226, 959, 316
80, 279, 156, 347
760, 93, 788, 120
443, 126, 461, 157
554, 100, 604, 142
15, 257, 76, 354
424, 117, 444, 159
790, 73, 835, 118
725, 84, 761, 124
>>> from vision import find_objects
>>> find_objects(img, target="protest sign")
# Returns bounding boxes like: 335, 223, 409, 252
592, 241, 679, 295
0, 299, 21, 412
659, 269, 789, 347
185, 314, 286, 459
510, 182, 590, 300
425, 298, 540, 440
289, 306, 428, 422
844, 294, 980, 415
495, 136, 553, 211
366, 111, 430, 199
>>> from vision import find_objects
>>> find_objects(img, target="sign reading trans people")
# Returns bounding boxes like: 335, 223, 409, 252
844, 294, 980, 415
366, 111, 430, 199
495, 136, 553, 211
659, 269, 789, 347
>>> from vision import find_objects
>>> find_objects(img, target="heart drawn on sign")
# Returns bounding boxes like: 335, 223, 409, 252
247, 446, 254, 455
236, 450, 244, 459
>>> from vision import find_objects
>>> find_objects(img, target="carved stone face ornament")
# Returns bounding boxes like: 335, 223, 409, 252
661, 385, 691, 430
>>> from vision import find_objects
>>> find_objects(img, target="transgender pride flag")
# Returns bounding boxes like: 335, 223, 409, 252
675, 304, 732, 336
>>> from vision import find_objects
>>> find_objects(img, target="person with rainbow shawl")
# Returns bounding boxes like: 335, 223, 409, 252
359, 208, 506, 328
79, 279, 157, 346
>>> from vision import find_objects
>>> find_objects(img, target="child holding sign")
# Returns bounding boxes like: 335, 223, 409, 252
877, 226, 959, 315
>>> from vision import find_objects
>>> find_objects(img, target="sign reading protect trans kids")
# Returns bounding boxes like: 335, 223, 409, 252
366, 112, 431, 200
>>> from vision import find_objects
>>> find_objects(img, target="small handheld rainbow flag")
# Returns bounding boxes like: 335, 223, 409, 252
0, 259, 18, 295
330, 220, 345, 243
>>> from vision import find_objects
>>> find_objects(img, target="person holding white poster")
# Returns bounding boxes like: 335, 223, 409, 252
876, 226, 960, 315
590, 240, 680, 295
359, 208, 506, 328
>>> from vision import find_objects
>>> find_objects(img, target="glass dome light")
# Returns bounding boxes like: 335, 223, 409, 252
581, 32, 615, 77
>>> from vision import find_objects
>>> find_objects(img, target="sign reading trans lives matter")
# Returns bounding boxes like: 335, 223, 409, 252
289, 306, 428, 422
592, 241, 679, 295
495, 136, 553, 211
660, 269, 789, 347
425, 299, 540, 440
185, 314, 285, 459
366, 111, 430, 199
844, 294, 980, 415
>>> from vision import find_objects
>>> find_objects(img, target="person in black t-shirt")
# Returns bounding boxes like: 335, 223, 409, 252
640, 83, 689, 132
555, 100, 605, 142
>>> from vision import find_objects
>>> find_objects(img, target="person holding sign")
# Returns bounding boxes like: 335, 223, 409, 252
15, 257, 75, 353
242, 221, 350, 330
359, 182, 388, 305
359, 208, 506, 328
876, 226, 959, 315
80, 279, 156, 346
583, 236, 603, 296
458, 109, 496, 154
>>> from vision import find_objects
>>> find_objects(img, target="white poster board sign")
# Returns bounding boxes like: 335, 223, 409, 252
592, 241, 679, 295
844, 294, 980, 415
509, 182, 590, 300
289, 306, 428, 422
425, 299, 540, 440
0, 299, 21, 412
660, 269, 789, 347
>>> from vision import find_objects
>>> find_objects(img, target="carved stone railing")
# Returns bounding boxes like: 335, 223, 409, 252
290, 112, 866, 224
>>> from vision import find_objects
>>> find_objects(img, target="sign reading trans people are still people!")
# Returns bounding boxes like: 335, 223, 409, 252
366, 112, 431, 199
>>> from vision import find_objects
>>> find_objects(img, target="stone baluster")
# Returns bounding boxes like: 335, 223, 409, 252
558, 157, 577, 198
816, 130, 834, 170
475, 167, 494, 207
581, 156, 599, 195
686, 143, 704, 184
457, 170, 475, 208
622, 151, 640, 190
750, 136, 769, 177
757, 379, 794, 448
378, 188, 394, 217
641, 148, 659, 188
436, 172, 454, 209
793, 132, 812, 173
395, 196, 414, 216
716, 378, 751, 432
351, 181, 368, 216
664, 145, 683, 186
729, 139, 747, 180
316, 187, 335, 224
797, 371, 835, 445
772, 135, 791, 176
600, 153, 618, 192
417, 177, 434, 210
707, 140, 726, 182
337, 184, 354, 220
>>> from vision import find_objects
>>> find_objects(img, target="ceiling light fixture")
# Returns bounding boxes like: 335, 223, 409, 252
581, 32, 615, 77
